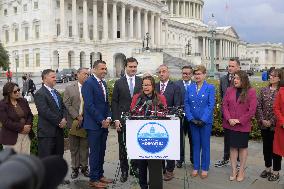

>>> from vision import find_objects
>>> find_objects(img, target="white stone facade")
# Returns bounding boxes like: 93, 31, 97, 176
0, 0, 283, 76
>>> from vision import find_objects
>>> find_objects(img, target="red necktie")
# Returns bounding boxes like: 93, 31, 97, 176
160, 83, 165, 95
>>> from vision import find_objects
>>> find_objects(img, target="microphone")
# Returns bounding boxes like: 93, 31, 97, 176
138, 100, 147, 112
40, 156, 68, 189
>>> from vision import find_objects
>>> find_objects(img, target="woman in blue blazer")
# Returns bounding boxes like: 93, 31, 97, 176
185, 65, 215, 179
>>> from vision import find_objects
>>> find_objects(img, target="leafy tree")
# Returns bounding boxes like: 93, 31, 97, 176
0, 43, 9, 71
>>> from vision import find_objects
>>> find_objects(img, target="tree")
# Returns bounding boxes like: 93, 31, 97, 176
0, 43, 9, 71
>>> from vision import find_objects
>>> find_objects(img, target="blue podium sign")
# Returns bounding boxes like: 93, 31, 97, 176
126, 119, 180, 160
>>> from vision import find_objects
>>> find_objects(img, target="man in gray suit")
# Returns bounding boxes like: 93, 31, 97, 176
63, 68, 89, 179
215, 58, 240, 167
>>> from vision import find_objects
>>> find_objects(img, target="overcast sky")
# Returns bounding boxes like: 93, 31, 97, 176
203, 0, 284, 44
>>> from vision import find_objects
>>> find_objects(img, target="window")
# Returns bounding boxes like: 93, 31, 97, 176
68, 3, 72, 10
35, 25, 40, 39
79, 27, 83, 38
34, 2, 39, 9
24, 27, 29, 40
23, 4, 27, 11
14, 7, 17, 14
25, 53, 29, 67
79, 6, 83, 12
89, 29, 93, 40
57, 24, 60, 36
15, 28, 18, 42
69, 26, 72, 37
5, 30, 9, 43
89, 8, 93, 15
4, 9, 7, 16
35, 52, 40, 67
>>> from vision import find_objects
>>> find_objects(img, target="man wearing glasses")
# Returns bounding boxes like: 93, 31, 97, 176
175, 66, 194, 168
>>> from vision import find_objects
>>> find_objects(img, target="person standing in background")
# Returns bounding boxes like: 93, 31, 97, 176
63, 68, 90, 179
112, 57, 142, 182
34, 69, 67, 158
175, 66, 194, 168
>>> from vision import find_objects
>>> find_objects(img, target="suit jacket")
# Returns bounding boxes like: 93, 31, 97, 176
63, 82, 87, 137
273, 87, 284, 156
111, 76, 142, 121
185, 81, 215, 124
0, 98, 33, 145
220, 74, 230, 99
175, 80, 195, 104
82, 75, 111, 131
222, 87, 257, 132
156, 80, 181, 107
34, 85, 67, 137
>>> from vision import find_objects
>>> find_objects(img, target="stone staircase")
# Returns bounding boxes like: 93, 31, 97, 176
163, 53, 193, 78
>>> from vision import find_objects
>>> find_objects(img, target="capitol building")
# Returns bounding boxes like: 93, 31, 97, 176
0, 0, 284, 77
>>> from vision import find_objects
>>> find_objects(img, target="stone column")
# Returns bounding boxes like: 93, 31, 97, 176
72, 0, 77, 38
103, 0, 108, 40
60, 0, 65, 37
129, 6, 134, 39
150, 12, 155, 46
165, 21, 168, 46
157, 15, 161, 46
193, 3, 196, 19
121, 3, 125, 39
93, 0, 98, 41
137, 8, 141, 39
83, 0, 89, 41
170, 0, 174, 17
144, 10, 148, 34
202, 37, 206, 57
183, 0, 186, 17
177, 0, 180, 16
219, 39, 222, 59
112, 1, 117, 40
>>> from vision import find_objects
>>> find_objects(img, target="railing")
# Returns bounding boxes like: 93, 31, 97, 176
133, 48, 163, 54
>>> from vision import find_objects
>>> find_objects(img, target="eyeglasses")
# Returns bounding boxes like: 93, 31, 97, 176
13, 89, 20, 94
182, 72, 192, 75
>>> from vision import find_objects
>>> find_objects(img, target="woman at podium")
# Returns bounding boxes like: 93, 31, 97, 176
184, 65, 215, 179
130, 75, 167, 189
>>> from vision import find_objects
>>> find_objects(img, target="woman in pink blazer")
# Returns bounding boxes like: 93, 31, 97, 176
222, 70, 257, 182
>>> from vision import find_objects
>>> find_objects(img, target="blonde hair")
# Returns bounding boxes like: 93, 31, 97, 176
193, 65, 207, 74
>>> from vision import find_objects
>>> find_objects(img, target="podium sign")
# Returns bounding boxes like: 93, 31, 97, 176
126, 119, 180, 160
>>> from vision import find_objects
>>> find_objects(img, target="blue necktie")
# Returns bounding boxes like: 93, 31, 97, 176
51, 89, 60, 108
129, 78, 134, 97
184, 81, 189, 91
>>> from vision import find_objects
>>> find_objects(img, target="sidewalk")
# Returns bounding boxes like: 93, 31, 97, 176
28, 103, 284, 189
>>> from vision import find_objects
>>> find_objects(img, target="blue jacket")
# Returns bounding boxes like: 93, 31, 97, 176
185, 81, 215, 124
82, 75, 111, 130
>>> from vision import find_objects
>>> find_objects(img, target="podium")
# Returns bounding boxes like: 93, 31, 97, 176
126, 118, 180, 189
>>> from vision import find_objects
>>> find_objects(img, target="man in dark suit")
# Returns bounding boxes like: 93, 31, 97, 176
63, 68, 89, 179
175, 66, 194, 168
156, 65, 181, 181
34, 69, 67, 158
111, 57, 142, 182
82, 60, 112, 189
215, 58, 240, 168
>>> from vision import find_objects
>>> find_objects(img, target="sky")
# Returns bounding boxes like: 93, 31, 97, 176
203, 0, 284, 44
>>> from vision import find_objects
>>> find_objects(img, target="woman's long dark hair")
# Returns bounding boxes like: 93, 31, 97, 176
234, 70, 251, 103
2, 82, 19, 103
268, 68, 282, 90
141, 75, 161, 106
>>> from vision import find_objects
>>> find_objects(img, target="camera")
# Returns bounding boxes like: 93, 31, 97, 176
0, 148, 68, 189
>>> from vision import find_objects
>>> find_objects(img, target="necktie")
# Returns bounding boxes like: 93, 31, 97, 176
79, 85, 84, 115
184, 81, 189, 91
160, 83, 165, 95
129, 77, 134, 97
99, 80, 106, 101
229, 74, 234, 87
51, 89, 60, 108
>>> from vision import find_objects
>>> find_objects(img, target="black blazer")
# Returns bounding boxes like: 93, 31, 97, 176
156, 80, 181, 107
220, 74, 230, 99
111, 76, 142, 121
34, 85, 67, 137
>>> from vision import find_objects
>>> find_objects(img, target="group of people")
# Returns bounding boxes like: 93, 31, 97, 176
1, 56, 284, 189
